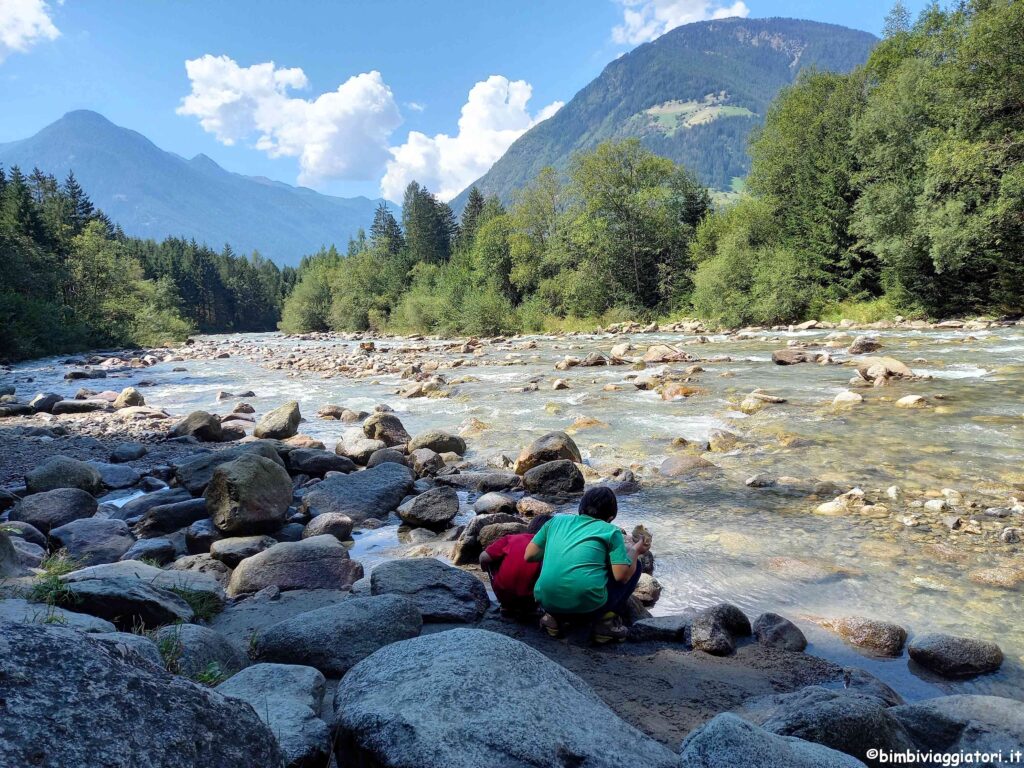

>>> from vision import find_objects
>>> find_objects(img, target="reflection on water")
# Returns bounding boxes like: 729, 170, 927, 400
10, 326, 1024, 700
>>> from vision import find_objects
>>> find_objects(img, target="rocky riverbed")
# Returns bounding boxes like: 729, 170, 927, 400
1, 318, 1022, 766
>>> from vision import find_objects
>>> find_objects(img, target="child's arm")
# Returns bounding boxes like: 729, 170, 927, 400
524, 541, 544, 562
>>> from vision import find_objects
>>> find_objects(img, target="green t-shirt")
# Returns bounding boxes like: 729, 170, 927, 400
532, 514, 631, 614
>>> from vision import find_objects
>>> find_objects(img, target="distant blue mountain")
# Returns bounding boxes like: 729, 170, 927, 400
0, 110, 389, 266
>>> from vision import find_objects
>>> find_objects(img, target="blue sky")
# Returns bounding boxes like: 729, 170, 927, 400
2, 0, 931, 202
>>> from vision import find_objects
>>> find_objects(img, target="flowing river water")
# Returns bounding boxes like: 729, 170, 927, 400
9, 325, 1024, 701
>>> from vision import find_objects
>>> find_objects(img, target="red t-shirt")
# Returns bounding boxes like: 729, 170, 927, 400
485, 533, 542, 602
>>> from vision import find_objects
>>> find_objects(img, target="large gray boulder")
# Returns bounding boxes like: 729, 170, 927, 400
362, 412, 411, 447
522, 459, 584, 496
59, 575, 194, 629
333, 628, 679, 768
204, 453, 293, 534
119, 537, 176, 565
62, 560, 226, 607
0, 532, 26, 577
152, 623, 246, 678
0, 598, 116, 632
757, 687, 915, 766
890, 695, 1024, 759
254, 401, 301, 440
397, 485, 459, 530
370, 557, 488, 623
513, 430, 582, 474
218, 663, 331, 768
228, 535, 364, 596
0, 622, 283, 768
253, 595, 422, 676
173, 441, 286, 494
334, 428, 386, 465
87, 631, 163, 666
680, 713, 866, 768
300, 461, 414, 523
821, 616, 907, 657
209, 587, 352, 652
49, 517, 136, 566
301, 513, 353, 541
25, 456, 103, 495
169, 410, 224, 442
409, 429, 466, 455
8, 488, 97, 534
907, 633, 1003, 678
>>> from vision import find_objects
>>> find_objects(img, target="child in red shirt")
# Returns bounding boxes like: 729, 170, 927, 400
479, 514, 553, 617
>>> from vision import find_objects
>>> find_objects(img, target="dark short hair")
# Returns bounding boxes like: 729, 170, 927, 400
526, 513, 553, 535
578, 486, 617, 521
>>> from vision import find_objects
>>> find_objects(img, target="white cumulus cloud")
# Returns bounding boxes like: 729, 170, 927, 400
612, 0, 750, 45
381, 75, 562, 202
0, 0, 60, 62
177, 54, 402, 186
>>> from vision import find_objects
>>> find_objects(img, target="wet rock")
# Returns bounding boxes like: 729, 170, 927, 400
690, 603, 752, 656
204, 454, 293, 535
333, 628, 679, 768
397, 485, 459, 530
856, 356, 914, 382
408, 447, 444, 476
169, 410, 224, 442
217, 663, 331, 768
513, 431, 582, 474
134, 497, 208, 538
890, 695, 1024, 756
26, 456, 103, 495
847, 336, 881, 355
435, 470, 521, 493
634, 572, 662, 606
820, 616, 907, 657
753, 612, 808, 652
9, 488, 97, 534
523, 459, 584, 496
211, 535, 278, 567
772, 349, 817, 365
474, 492, 517, 515
86, 460, 141, 490
174, 441, 285, 494
0, 622, 283, 768
642, 343, 695, 364
680, 712, 865, 768
302, 512, 354, 541
109, 441, 147, 463
286, 447, 356, 477
659, 454, 717, 477
895, 395, 927, 409
362, 412, 411, 447
228, 535, 364, 596
253, 594, 422, 676
152, 623, 245, 679
370, 557, 489, 622
409, 429, 467, 455
757, 687, 914, 766
708, 429, 739, 452
833, 390, 863, 407
50, 518, 136, 566
907, 633, 1003, 678
254, 400, 301, 440
300, 461, 414, 524
119, 537, 176, 565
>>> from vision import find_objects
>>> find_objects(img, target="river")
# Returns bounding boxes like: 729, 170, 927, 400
9, 324, 1024, 701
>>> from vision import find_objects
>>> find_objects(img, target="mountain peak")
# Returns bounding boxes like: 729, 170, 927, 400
59, 110, 118, 128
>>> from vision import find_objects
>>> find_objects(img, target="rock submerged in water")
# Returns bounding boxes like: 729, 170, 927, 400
819, 616, 907, 658
523, 458, 585, 496
333, 628, 680, 768
0, 622, 283, 768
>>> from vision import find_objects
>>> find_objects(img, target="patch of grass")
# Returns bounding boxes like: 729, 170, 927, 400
192, 661, 227, 687
247, 630, 261, 660
155, 628, 184, 674
817, 297, 908, 324
169, 588, 223, 622
27, 550, 82, 607
138, 557, 164, 568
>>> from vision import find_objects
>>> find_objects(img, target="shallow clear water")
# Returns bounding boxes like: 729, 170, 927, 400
9, 327, 1024, 700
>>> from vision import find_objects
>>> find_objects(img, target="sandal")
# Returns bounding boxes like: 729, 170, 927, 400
540, 612, 562, 638
591, 611, 628, 644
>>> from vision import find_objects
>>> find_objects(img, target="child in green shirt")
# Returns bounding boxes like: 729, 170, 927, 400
525, 486, 649, 643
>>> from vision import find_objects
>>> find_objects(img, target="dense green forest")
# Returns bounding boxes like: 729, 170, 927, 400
282, 0, 1021, 336
692, 0, 1024, 325
0, 167, 295, 361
